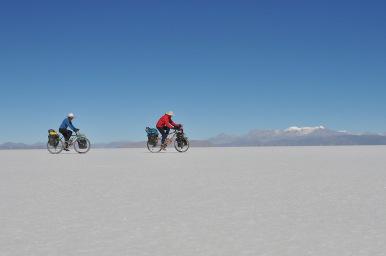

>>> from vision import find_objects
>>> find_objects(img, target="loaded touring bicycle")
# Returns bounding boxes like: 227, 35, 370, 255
146, 126, 190, 153
47, 129, 91, 154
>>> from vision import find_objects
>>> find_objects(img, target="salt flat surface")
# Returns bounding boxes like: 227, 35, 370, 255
1, 146, 386, 256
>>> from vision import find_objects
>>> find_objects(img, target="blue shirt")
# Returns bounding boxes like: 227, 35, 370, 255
59, 118, 77, 131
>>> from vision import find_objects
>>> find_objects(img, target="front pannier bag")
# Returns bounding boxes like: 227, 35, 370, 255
77, 138, 88, 149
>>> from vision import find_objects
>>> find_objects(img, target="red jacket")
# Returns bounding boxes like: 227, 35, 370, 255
157, 114, 177, 129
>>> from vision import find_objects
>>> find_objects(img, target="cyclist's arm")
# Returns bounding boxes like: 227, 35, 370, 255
166, 122, 174, 128
170, 119, 178, 128
165, 119, 174, 128
69, 121, 78, 132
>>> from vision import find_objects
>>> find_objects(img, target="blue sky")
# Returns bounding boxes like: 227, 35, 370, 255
0, 0, 385, 143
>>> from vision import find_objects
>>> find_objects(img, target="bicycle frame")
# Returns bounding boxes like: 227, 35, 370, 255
162, 129, 184, 145
59, 132, 85, 146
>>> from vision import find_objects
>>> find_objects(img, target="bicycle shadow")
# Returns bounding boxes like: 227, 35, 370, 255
144, 151, 185, 154
48, 151, 86, 155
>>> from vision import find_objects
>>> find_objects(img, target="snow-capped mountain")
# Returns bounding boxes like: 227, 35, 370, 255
284, 126, 326, 134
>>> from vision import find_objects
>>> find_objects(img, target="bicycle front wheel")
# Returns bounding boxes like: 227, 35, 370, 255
74, 137, 91, 154
174, 138, 190, 152
47, 140, 64, 154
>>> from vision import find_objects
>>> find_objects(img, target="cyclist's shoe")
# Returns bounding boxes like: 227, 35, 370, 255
161, 143, 167, 150
64, 142, 70, 151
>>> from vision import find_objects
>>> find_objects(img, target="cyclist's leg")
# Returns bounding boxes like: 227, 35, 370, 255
163, 127, 170, 149
59, 128, 70, 141
157, 127, 170, 144
157, 127, 166, 144
59, 129, 72, 148
164, 127, 170, 136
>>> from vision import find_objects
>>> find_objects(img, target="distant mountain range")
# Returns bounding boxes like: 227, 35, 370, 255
1, 126, 386, 149
207, 126, 386, 146
0, 142, 46, 150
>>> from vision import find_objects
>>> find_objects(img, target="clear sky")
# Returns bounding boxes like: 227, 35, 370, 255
0, 0, 385, 143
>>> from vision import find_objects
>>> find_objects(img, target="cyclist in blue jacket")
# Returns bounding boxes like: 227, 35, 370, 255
59, 113, 79, 150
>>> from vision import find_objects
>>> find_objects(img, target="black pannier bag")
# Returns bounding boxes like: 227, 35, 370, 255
48, 129, 59, 147
176, 131, 187, 147
148, 135, 158, 146
77, 138, 88, 149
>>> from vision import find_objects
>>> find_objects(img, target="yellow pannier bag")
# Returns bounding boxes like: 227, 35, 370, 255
49, 130, 58, 136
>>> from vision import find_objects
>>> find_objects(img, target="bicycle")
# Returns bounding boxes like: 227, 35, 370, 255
47, 131, 91, 154
146, 127, 190, 153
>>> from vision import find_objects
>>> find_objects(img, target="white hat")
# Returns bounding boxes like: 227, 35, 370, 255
67, 113, 75, 118
166, 111, 174, 116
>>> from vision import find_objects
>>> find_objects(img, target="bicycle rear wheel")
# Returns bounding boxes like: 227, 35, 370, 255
47, 140, 64, 154
147, 139, 162, 153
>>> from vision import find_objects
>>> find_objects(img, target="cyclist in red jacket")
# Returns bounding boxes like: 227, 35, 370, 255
156, 111, 181, 148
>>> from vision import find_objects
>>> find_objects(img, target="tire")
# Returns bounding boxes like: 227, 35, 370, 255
47, 140, 64, 154
147, 139, 162, 153
74, 137, 91, 154
174, 138, 189, 152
